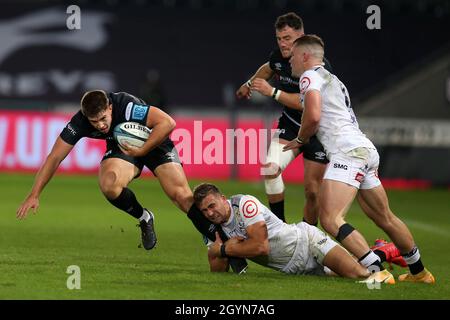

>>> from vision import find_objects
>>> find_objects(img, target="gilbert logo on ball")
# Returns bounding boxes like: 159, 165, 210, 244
113, 122, 152, 148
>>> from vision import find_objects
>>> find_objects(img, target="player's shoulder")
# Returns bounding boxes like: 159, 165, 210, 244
269, 48, 282, 61
300, 67, 326, 92
68, 109, 88, 125
237, 195, 263, 218
300, 68, 321, 79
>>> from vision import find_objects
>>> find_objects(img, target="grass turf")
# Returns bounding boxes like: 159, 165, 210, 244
1, 172, 449, 299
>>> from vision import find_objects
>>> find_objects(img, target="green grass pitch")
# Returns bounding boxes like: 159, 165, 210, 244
1, 172, 449, 299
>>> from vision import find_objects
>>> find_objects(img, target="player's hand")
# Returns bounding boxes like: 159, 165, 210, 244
16, 195, 39, 219
119, 142, 146, 157
236, 83, 252, 100
283, 139, 302, 152
209, 231, 224, 258
251, 78, 273, 97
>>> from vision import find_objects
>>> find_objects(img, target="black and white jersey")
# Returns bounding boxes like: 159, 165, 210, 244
60, 92, 151, 148
269, 48, 333, 127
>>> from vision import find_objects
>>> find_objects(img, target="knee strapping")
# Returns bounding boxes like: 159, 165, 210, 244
265, 174, 285, 195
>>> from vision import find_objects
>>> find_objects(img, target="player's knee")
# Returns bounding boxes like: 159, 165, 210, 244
264, 173, 284, 195
304, 182, 319, 205
99, 171, 121, 199
320, 215, 340, 236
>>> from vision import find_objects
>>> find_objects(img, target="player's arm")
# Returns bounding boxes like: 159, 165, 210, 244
251, 79, 303, 111
121, 106, 176, 157
207, 249, 230, 272
209, 222, 269, 259
297, 90, 321, 142
223, 222, 269, 258
236, 62, 274, 99
283, 90, 321, 151
16, 137, 74, 219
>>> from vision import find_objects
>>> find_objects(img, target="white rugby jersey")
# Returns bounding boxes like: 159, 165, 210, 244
299, 65, 375, 155
208, 194, 299, 271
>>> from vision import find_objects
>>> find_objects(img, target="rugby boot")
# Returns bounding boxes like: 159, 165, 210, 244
371, 239, 407, 269
139, 209, 157, 250
398, 268, 435, 284
358, 269, 396, 285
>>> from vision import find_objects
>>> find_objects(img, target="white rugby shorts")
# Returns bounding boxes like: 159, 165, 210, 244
281, 222, 337, 275
324, 147, 382, 189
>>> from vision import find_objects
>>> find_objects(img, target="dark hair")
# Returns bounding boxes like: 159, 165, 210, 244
275, 12, 303, 31
81, 90, 109, 118
293, 34, 325, 50
193, 183, 222, 206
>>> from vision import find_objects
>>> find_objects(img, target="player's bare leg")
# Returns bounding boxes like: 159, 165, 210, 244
155, 162, 248, 274
99, 158, 156, 250
154, 162, 193, 213
358, 186, 414, 253
302, 159, 326, 225
322, 245, 370, 279
320, 180, 368, 256
99, 158, 138, 199
358, 186, 435, 283
320, 179, 393, 275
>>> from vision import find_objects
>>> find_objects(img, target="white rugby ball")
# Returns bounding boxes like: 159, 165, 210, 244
113, 122, 152, 148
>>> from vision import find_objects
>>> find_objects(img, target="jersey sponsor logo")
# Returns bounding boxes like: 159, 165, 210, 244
355, 172, 364, 182
131, 104, 148, 121
300, 77, 311, 94
317, 238, 328, 246
333, 163, 348, 170
274, 63, 282, 71
242, 200, 258, 218
279, 75, 299, 87
125, 102, 133, 121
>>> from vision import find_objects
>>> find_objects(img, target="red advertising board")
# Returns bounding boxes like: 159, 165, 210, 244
0, 110, 305, 182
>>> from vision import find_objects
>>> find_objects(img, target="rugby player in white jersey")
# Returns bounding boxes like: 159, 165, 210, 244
193, 183, 377, 279
283, 35, 435, 284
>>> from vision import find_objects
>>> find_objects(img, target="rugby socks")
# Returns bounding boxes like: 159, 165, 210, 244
269, 200, 285, 222
359, 250, 385, 271
402, 246, 425, 275
107, 187, 144, 219
373, 249, 386, 262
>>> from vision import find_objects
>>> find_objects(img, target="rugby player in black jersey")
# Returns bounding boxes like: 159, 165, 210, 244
16, 90, 247, 273
236, 12, 330, 225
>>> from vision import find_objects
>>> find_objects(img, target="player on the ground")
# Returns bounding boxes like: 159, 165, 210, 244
194, 183, 403, 281
16, 90, 247, 273
284, 35, 435, 284
236, 12, 329, 225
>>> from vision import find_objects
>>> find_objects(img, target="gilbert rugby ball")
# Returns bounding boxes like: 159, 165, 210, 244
113, 122, 152, 148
